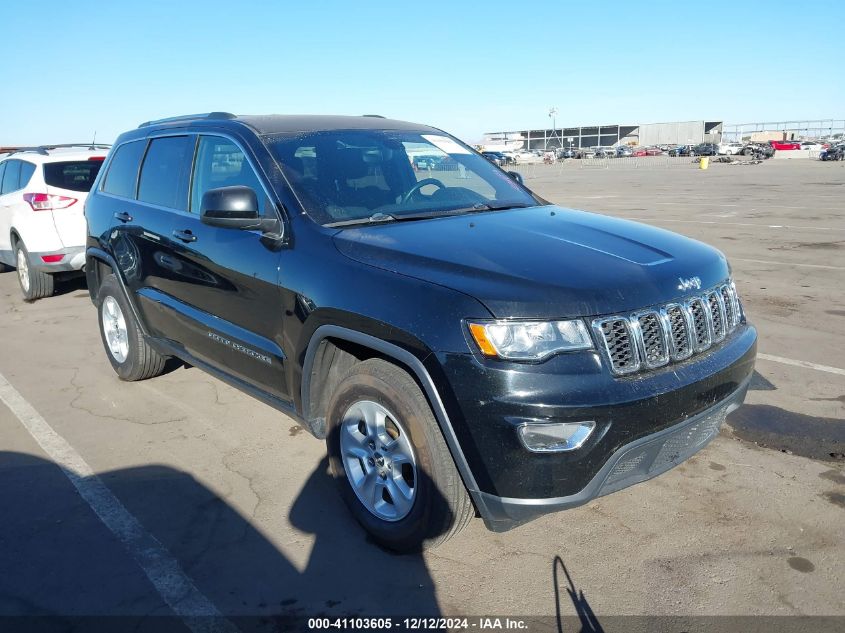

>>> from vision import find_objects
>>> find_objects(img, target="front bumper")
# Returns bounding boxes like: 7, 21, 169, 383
30, 246, 85, 273
476, 375, 749, 531
431, 321, 756, 531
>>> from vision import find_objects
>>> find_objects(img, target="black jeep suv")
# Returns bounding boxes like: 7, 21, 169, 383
85, 113, 756, 551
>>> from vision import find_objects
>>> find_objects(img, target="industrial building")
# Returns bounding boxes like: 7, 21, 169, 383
721, 119, 844, 142
482, 120, 723, 151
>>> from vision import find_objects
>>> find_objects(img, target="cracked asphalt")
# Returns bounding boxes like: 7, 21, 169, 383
0, 158, 842, 627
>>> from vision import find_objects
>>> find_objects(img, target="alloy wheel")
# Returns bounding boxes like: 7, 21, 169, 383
339, 400, 418, 522
102, 296, 129, 363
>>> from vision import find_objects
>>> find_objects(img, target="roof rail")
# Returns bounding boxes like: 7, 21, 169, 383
4, 143, 112, 156
362, 114, 385, 118
138, 112, 237, 128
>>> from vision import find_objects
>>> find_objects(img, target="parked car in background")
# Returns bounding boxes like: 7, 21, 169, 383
718, 142, 745, 155
800, 141, 825, 151
644, 147, 664, 156
481, 151, 507, 166
576, 148, 595, 159
413, 155, 441, 170
593, 147, 615, 159
84, 112, 756, 551
770, 140, 801, 151
691, 143, 720, 156
0, 144, 109, 300
820, 144, 844, 161
668, 145, 694, 157
615, 146, 633, 158
558, 148, 577, 159
631, 147, 648, 157
513, 150, 543, 164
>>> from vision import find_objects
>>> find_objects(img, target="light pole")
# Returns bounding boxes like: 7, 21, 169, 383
548, 107, 557, 151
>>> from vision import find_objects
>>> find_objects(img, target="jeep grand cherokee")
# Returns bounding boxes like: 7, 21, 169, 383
84, 113, 756, 552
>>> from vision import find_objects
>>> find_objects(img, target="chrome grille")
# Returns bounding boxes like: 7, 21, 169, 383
689, 298, 712, 351
598, 318, 640, 374
721, 283, 740, 329
665, 304, 693, 360
592, 280, 742, 376
636, 312, 669, 368
707, 291, 726, 342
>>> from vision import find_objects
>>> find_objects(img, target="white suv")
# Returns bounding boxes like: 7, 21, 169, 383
0, 145, 108, 300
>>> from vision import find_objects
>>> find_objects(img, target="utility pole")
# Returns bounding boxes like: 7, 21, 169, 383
548, 107, 558, 150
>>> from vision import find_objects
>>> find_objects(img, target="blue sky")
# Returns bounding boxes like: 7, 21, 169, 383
2, 0, 842, 145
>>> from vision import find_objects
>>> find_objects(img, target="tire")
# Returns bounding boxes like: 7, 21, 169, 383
14, 240, 54, 301
97, 274, 167, 381
325, 358, 474, 552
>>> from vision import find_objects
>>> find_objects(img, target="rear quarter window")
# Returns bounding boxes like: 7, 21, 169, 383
43, 160, 102, 192
102, 140, 147, 198
19, 161, 36, 188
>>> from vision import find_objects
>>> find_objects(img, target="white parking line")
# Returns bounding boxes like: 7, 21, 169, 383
0, 371, 237, 633
731, 257, 845, 271
620, 217, 845, 232
757, 353, 845, 377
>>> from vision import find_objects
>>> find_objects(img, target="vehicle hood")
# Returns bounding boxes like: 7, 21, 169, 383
332, 206, 730, 319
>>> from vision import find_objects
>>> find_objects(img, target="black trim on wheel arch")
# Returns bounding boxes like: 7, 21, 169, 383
302, 325, 487, 516
86, 247, 149, 337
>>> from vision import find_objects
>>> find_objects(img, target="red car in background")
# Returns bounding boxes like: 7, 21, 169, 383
770, 140, 801, 150
632, 147, 648, 157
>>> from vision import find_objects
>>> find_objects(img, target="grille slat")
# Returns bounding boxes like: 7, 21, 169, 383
720, 285, 736, 329
689, 298, 713, 351
708, 291, 727, 342
636, 312, 669, 368
666, 304, 693, 360
599, 318, 640, 374
593, 281, 741, 376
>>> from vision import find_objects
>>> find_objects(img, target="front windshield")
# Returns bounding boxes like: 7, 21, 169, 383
265, 129, 539, 226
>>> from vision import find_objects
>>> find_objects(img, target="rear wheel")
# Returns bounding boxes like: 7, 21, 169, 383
14, 240, 54, 301
97, 274, 167, 381
326, 358, 474, 552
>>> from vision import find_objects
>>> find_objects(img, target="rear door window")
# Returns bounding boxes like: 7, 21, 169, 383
43, 160, 102, 192
138, 136, 193, 210
103, 140, 146, 199
1, 160, 21, 195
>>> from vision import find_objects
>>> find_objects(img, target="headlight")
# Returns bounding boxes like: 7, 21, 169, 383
468, 319, 593, 361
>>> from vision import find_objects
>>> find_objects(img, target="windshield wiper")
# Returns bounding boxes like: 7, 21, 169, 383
324, 203, 533, 228
325, 212, 398, 228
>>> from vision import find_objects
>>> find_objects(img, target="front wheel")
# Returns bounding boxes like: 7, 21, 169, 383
14, 240, 54, 301
326, 359, 474, 552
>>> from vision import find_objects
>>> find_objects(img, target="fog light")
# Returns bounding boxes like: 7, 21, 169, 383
517, 421, 595, 453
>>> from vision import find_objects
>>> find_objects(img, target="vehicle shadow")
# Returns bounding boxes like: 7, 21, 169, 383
0, 449, 445, 631
52, 273, 88, 298
553, 556, 604, 633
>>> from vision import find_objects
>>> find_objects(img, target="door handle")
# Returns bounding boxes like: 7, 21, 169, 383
172, 229, 197, 243
114, 211, 133, 223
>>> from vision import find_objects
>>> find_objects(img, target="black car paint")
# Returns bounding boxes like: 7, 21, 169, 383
85, 115, 757, 531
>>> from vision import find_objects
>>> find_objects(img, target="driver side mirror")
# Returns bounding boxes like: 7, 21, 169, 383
200, 186, 280, 235
507, 171, 524, 186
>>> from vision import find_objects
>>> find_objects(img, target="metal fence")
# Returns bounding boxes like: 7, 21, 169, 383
507, 156, 702, 178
